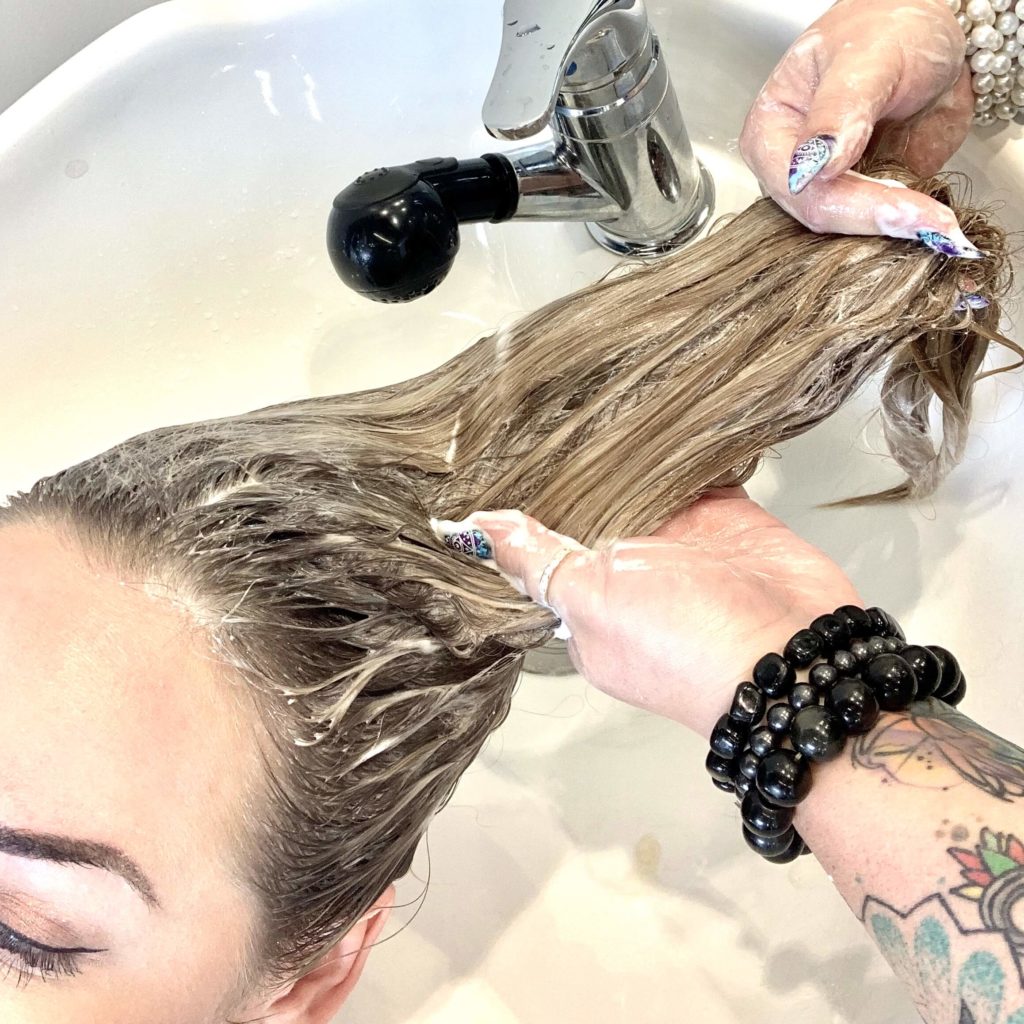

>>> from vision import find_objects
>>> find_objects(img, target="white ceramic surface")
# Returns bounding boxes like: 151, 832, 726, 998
0, 1, 1021, 1021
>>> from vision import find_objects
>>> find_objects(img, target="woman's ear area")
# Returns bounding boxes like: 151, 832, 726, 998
245, 885, 396, 1024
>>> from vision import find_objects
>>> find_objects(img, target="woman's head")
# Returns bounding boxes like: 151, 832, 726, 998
0, 165, 1014, 1020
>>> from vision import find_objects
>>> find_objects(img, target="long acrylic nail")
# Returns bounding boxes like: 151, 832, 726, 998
954, 293, 990, 312
788, 134, 836, 195
917, 229, 985, 260
430, 517, 495, 561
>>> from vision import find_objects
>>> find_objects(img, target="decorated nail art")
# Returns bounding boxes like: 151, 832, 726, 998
788, 134, 836, 195
430, 517, 494, 561
954, 293, 990, 312
917, 229, 985, 260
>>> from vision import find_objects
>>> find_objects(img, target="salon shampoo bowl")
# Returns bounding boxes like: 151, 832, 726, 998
0, 1, 1021, 1021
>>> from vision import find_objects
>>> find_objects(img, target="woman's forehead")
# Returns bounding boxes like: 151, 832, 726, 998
0, 524, 260, 902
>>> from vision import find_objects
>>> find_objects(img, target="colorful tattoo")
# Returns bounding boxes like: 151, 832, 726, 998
950, 829, 1024, 964
864, 893, 1024, 1023
852, 701, 1024, 802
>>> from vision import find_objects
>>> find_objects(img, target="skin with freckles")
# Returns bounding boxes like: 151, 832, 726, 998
741, 0, 975, 245
0, 526, 389, 1023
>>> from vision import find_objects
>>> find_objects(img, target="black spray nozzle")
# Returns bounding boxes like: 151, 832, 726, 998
327, 155, 519, 303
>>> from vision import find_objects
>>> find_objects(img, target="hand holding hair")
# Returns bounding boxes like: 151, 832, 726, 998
433, 490, 860, 739
741, 0, 978, 254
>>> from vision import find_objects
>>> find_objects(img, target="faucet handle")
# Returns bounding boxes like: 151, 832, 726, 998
482, 0, 608, 141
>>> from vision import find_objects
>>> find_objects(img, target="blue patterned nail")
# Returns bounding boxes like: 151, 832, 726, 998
440, 527, 493, 560
954, 293, 990, 312
788, 134, 836, 195
917, 229, 985, 260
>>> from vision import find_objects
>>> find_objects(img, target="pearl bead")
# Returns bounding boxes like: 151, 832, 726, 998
1003, 36, 1023, 56
967, 40, 980, 54
976, 109, 999, 124
996, 10, 1020, 31
996, 98, 1018, 116
992, 51, 1014, 74
972, 24, 1005, 48
968, 0, 998, 19
973, 49, 996, 71
1017, 0, 1024, 15
946, 0, 962, 10
993, 0, 1012, 10
974, 71, 997, 92
976, 92, 996, 110
1018, 23, 1024, 42
1018, 65, 1024, 84
995, 73, 1014, 91
959, 10, 974, 31
1012, 85, 1024, 105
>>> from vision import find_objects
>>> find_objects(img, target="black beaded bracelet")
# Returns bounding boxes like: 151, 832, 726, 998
705, 605, 966, 865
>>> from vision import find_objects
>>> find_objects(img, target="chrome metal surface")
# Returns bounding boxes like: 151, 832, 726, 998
485, 0, 714, 254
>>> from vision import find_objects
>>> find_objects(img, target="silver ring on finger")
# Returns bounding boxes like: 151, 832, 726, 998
537, 546, 574, 611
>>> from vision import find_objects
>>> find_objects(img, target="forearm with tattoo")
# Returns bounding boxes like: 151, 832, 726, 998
795, 699, 1024, 1024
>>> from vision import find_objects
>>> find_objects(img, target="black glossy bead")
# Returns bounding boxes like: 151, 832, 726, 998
789, 683, 819, 710
826, 679, 880, 735
866, 635, 887, 657
810, 613, 850, 654
834, 605, 873, 640
712, 777, 735, 792
766, 703, 796, 734
705, 750, 736, 786
866, 607, 893, 636
743, 825, 798, 859
791, 705, 847, 762
767, 834, 804, 864
883, 636, 904, 653
947, 675, 967, 706
809, 663, 839, 691
733, 773, 754, 798
864, 653, 918, 711
741, 790, 795, 838
830, 649, 860, 676
729, 682, 766, 726
710, 714, 748, 760
866, 607, 905, 640
756, 749, 811, 807
739, 751, 761, 781
901, 645, 941, 700
753, 654, 795, 699
783, 629, 824, 668
929, 646, 962, 701
850, 640, 870, 664
748, 726, 779, 758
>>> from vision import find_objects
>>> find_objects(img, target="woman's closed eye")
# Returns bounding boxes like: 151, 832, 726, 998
0, 917, 104, 984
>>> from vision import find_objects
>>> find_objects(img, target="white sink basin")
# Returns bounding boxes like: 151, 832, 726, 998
1, 2, 1021, 1021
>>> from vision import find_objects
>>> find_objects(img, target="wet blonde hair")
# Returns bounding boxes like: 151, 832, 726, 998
0, 166, 1016, 984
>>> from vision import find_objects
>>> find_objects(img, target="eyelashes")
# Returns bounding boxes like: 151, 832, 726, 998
0, 918, 103, 984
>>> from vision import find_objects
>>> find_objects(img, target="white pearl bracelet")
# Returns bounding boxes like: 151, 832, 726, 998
948, 0, 1024, 126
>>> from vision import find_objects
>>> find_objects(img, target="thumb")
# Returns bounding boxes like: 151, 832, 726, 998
430, 510, 592, 635
788, 47, 903, 195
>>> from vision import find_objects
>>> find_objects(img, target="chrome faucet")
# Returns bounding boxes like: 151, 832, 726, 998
327, 0, 714, 301
483, 0, 714, 256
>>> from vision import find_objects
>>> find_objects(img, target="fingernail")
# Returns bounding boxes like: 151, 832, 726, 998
917, 229, 985, 260
788, 134, 836, 195
430, 517, 495, 562
953, 293, 990, 312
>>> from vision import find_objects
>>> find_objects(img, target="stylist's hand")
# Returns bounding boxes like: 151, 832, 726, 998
741, 0, 978, 256
465, 491, 860, 738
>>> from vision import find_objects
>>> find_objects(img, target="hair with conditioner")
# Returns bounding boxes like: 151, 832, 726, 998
0, 164, 1016, 988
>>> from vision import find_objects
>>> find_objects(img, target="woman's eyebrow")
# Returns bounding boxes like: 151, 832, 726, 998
0, 824, 160, 908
